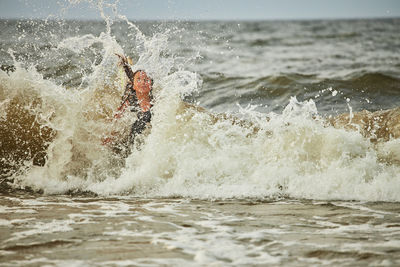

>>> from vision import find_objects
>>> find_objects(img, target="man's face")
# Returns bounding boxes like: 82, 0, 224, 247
134, 71, 152, 94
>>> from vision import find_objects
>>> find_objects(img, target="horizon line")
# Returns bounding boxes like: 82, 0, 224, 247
0, 16, 399, 22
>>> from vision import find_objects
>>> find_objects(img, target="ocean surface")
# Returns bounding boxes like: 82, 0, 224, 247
1, 14, 400, 266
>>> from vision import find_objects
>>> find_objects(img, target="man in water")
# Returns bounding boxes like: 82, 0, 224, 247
122, 71, 153, 142
103, 55, 153, 148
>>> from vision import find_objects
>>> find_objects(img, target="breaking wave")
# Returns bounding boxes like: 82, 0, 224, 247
1, 14, 400, 202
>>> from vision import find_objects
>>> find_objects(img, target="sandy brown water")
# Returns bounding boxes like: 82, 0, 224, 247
1, 17, 400, 267
1, 194, 399, 266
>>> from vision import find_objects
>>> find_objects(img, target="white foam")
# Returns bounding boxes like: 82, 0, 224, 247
5, 219, 74, 242
2, 18, 400, 203
151, 215, 282, 265
0, 218, 35, 227
103, 228, 153, 237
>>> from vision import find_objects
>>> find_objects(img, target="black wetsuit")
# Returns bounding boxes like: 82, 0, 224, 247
122, 80, 153, 143
118, 56, 153, 143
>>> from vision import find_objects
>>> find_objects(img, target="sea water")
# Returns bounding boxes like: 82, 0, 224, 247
1, 2, 400, 266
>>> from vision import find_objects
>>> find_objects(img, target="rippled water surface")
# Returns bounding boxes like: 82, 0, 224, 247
1, 194, 400, 266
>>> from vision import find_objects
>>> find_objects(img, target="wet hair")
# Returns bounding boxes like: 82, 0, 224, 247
132, 70, 154, 86
130, 70, 154, 109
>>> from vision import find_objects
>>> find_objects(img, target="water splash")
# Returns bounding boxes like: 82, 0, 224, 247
1, 2, 400, 202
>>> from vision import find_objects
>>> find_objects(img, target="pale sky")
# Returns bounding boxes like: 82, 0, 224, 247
0, 0, 399, 20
